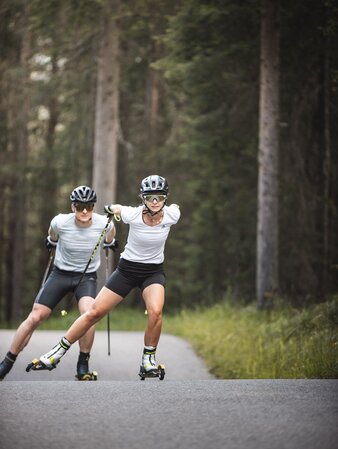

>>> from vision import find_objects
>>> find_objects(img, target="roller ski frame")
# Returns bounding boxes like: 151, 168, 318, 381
138, 364, 165, 381
26, 358, 58, 372
75, 371, 98, 381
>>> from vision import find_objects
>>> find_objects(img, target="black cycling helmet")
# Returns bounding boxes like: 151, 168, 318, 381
139, 175, 169, 195
70, 186, 97, 203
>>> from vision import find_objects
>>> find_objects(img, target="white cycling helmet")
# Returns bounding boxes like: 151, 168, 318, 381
139, 175, 169, 195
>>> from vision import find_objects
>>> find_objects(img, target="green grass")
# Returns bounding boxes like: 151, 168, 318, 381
37, 304, 148, 332
2, 298, 337, 379
162, 298, 338, 379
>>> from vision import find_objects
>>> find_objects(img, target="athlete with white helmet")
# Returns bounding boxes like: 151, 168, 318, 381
29, 175, 180, 379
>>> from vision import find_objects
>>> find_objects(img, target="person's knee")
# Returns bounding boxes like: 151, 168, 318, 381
84, 306, 102, 324
27, 310, 47, 328
78, 297, 95, 315
148, 308, 163, 323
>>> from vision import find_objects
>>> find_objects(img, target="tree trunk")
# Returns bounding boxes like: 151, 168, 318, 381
146, 41, 161, 149
322, 35, 331, 295
7, 5, 32, 321
92, 4, 120, 288
38, 55, 59, 280
144, 40, 162, 175
256, 0, 280, 308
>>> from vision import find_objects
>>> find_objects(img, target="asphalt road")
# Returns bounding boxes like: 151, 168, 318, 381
0, 330, 213, 381
0, 331, 337, 449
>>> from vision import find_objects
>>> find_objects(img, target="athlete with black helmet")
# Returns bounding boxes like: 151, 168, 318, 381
0, 186, 116, 381
29, 175, 180, 379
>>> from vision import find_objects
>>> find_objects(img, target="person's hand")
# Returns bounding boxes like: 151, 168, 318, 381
104, 204, 121, 221
45, 236, 58, 250
103, 238, 119, 251
104, 204, 114, 215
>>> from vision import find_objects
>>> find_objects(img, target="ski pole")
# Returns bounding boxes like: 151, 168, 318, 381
60, 215, 113, 316
105, 247, 111, 356
41, 248, 55, 288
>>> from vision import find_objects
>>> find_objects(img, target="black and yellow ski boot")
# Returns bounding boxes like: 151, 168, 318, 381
0, 352, 17, 380
75, 352, 97, 381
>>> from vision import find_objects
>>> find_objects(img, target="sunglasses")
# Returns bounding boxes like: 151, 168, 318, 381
143, 195, 167, 203
74, 203, 95, 212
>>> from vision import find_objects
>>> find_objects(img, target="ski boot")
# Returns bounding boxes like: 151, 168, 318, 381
0, 352, 16, 380
138, 347, 165, 380
26, 337, 70, 373
75, 352, 98, 381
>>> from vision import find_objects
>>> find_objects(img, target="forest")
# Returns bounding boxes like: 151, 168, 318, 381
1, 0, 338, 323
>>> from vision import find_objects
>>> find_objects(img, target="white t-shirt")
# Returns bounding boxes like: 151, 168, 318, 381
51, 213, 114, 272
120, 205, 180, 264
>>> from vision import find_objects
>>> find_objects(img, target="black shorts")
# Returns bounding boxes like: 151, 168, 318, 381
105, 258, 166, 298
35, 266, 97, 310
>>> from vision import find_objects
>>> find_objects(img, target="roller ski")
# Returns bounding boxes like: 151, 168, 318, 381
26, 337, 70, 374
138, 364, 165, 380
75, 371, 98, 381
26, 358, 58, 372
138, 346, 165, 380
75, 352, 98, 381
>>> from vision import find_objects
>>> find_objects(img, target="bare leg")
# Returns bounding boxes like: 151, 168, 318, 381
142, 284, 165, 347
37, 288, 124, 370
65, 287, 123, 344
77, 296, 96, 353
10, 304, 52, 355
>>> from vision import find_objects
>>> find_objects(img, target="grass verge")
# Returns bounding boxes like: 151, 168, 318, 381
163, 298, 338, 379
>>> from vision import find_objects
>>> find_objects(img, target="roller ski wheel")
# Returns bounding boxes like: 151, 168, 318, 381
138, 364, 165, 381
75, 370, 98, 381
26, 358, 58, 372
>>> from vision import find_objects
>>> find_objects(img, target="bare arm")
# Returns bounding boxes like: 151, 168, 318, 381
48, 226, 59, 242
104, 223, 116, 244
